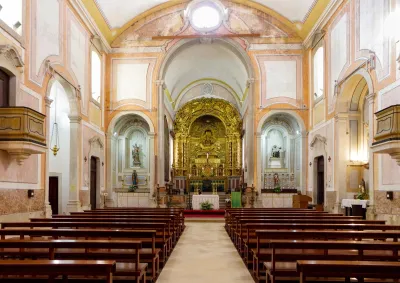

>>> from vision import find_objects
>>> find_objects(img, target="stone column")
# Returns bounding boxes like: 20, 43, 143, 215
365, 92, 376, 219
105, 134, 116, 207
156, 80, 165, 185
148, 132, 156, 203
44, 96, 53, 217
334, 113, 349, 213
66, 115, 82, 213
246, 79, 255, 186
256, 132, 263, 193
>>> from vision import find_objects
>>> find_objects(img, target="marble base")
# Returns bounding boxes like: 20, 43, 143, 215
66, 200, 82, 214
261, 193, 297, 208
116, 192, 151, 207
44, 203, 52, 218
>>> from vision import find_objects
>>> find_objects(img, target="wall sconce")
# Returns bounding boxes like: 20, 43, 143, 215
102, 162, 104, 166
84, 156, 87, 163
28, 190, 34, 198
386, 191, 393, 200
309, 162, 312, 167
328, 156, 331, 162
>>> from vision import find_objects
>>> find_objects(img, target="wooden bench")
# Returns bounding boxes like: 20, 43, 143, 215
251, 230, 400, 280
297, 260, 400, 283
1, 222, 172, 264
263, 240, 400, 283
0, 260, 116, 282
0, 228, 160, 281
0, 239, 146, 283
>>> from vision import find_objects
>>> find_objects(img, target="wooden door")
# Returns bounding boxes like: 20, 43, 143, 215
316, 156, 325, 205
49, 177, 59, 214
90, 157, 97, 210
0, 69, 9, 107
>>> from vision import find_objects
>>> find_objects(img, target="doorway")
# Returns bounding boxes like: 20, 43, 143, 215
316, 156, 325, 205
0, 69, 10, 107
90, 156, 98, 210
49, 176, 59, 214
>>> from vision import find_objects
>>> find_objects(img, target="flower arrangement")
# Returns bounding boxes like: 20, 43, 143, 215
356, 192, 369, 200
200, 201, 214, 210
128, 185, 136, 192
273, 186, 281, 193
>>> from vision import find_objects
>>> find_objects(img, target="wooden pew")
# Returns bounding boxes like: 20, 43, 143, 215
0, 260, 116, 282
251, 230, 400, 280
297, 260, 400, 283
0, 239, 146, 283
0, 228, 159, 281
1, 222, 171, 264
264, 240, 400, 283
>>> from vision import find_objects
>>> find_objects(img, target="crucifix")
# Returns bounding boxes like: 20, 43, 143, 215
206, 152, 210, 164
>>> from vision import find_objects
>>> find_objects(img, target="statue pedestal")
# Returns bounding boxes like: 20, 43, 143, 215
269, 157, 283, 168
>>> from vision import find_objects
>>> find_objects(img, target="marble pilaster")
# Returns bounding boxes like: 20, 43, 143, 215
44, 96, 53, 217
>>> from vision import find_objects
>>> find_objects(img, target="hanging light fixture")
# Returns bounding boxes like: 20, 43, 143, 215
50, 92, 60, 156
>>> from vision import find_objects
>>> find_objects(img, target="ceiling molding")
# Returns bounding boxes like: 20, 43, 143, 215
303, 0, 344, 49
70, 0, 111, 53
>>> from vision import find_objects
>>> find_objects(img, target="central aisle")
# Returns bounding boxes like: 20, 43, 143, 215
157, 222, 254, 283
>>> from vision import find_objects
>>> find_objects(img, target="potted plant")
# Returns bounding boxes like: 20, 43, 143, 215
128, 185, 136, 192
200, 201, 214, 210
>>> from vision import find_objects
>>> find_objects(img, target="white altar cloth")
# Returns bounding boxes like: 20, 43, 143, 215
192, 195, 220, 210
341, 199, 369, 209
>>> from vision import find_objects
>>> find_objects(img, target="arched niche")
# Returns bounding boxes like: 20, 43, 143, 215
257, 111, 306, 193
107, 113, 155, 204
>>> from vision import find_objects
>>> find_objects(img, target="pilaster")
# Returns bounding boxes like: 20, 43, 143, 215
44, 96, 53, 217
67, 115, 82, 213
156, 80, 165, 184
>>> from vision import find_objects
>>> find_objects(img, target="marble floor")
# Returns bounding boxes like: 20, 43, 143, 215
157, 222, 254, 283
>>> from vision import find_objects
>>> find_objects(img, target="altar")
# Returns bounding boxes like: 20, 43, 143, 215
192, 195, 220, 210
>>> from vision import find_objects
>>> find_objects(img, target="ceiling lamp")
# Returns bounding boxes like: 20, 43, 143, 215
50, 94, 60, 156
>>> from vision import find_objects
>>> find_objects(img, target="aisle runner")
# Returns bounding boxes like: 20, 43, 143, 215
157, 222, 253, 283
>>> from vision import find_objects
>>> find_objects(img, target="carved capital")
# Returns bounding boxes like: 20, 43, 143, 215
68, 115, 82, 123
155, 80, 165, 89
44, 96, 53, 107
0, 45, 24, 69
247, 78, 255, 88
365, 93, 375, 105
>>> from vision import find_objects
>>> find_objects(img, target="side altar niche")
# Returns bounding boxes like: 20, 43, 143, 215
173, 98, 242, 190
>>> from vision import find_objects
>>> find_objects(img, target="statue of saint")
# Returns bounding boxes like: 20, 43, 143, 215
132, 170, 138, 189
132, 143, 141, 167
273, 173, 280, 187
202, 130, 214, 146
271, 145, 280, 158
359, 178, 366, 194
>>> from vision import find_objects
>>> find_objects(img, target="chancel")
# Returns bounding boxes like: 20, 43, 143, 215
1, 0, 400, 282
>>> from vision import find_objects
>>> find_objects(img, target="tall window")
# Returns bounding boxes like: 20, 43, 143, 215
313, 47, 324, 100
91, 51, 101, 104
0, 0, 22, 35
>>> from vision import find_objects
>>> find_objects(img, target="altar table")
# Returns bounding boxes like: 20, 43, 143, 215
341, 199, 369, 209
192, 195, 220, 210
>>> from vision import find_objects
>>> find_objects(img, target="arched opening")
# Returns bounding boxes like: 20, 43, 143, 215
259, 113, 304, 191
0, 68, 10, 107
108, 113, 154, 207
335, 73, 372, 206
48, 80, 71, 214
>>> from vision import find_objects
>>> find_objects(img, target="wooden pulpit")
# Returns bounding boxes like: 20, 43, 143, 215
292, 194, 312, 209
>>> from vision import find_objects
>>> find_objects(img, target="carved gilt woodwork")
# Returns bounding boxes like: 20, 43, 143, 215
0, 107, 46, 165
173, 98, 242, 177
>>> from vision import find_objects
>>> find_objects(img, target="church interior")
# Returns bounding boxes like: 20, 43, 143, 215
1, 0, 400, 282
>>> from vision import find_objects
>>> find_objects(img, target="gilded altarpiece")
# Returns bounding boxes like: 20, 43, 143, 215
173, 98, 242, 180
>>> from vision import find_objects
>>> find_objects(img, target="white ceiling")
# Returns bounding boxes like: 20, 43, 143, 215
94, 0, 319, 29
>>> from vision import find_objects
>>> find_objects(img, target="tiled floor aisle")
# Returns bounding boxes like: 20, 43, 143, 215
157, 222, 254, 283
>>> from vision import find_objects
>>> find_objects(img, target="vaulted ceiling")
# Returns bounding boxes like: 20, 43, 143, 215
82, 0, 333, 44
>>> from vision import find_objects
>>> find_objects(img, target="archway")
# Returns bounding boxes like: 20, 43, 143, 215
257, 111, 306, 193
157, 38, 254, 185
48, 80, 71, 214
258, 112, 304, 193
334, 72, 373, 210
107, 113, 155, 206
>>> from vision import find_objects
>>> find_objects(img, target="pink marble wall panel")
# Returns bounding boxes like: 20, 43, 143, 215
19, 90, 40, 112
0, 151, 39, 184
375, 191, 400, 215
0, 189, 44, 215
79, 190, 89, 207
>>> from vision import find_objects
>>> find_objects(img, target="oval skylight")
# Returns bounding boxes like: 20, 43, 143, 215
191, 5, 221, 31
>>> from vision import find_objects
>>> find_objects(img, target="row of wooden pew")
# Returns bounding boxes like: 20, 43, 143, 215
225, 208, 400, 283
0, 207, 185, 282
